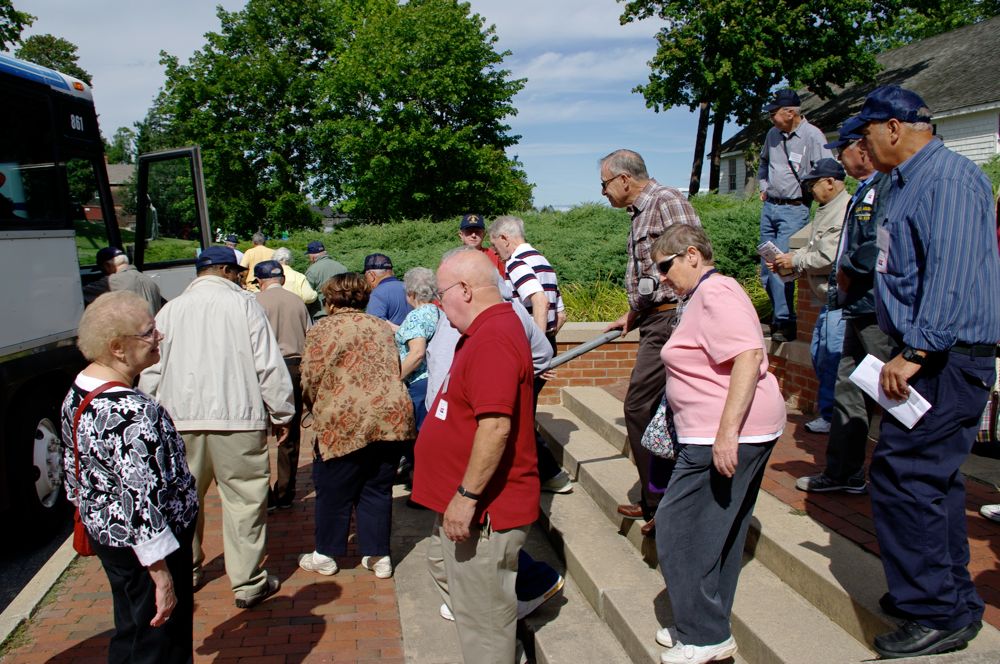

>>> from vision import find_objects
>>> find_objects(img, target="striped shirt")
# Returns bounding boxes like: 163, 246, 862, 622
625, 180, 701, 311
874, 139, 1000, 351
505, 243, 563, 332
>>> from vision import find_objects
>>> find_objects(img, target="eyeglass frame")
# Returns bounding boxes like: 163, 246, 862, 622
601, 172, 624, 191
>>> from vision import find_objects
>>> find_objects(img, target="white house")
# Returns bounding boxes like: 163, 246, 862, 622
717, 16, 1000, 195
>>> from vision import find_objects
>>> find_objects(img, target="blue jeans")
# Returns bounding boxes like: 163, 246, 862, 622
809, 305, 845, 421
760, 201, 810, 326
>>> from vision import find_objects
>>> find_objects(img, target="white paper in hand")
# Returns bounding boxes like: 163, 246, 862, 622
848, 354, 931, 429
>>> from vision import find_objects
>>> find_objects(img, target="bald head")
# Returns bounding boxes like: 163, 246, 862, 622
437, 248, 502, 333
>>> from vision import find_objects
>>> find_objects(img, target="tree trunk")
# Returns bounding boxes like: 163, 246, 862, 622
708, 106, 726, 192
688, 100, 710, 197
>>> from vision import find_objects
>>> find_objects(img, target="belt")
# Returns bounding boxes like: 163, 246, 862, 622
651, 302, 679, 313
284, 356, 302, 366
950, 342, 997, 358
767, 197, 803, 206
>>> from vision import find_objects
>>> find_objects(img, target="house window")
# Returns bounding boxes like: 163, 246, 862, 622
727, 162, 737, 192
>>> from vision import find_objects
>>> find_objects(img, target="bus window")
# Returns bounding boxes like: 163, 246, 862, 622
142, 157, 202, 264
66, 157, 111, 267
0, 84, 62, 227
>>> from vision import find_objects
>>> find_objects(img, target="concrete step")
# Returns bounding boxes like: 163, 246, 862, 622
540, 386, 1000, 661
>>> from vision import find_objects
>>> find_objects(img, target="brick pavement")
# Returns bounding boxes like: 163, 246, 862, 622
1, 444, 404, 664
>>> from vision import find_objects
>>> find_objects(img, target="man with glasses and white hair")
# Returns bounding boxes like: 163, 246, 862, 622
758, 89, 832, 343
600, 148, 700, 536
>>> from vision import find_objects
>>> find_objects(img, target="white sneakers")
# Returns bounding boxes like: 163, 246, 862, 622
656, 630, 737, 664
541, 471, 573, 494
980, 504, 1000, 523
440, 574, 565, 622
804, 416, 831, 433
297, 552, 393, 577
361, 555, 394, 579
298, 551, 339, 576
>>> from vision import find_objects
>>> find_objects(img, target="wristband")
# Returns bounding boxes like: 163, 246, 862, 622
457, 485, 481, 501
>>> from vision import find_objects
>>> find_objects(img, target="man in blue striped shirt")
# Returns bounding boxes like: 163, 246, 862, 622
857, 85, 1000, 659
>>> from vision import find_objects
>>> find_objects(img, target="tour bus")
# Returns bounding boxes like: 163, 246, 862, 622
0, 54, 210, 541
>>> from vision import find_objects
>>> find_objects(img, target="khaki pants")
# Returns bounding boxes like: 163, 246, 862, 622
183, 430, 270, 600
427, 514, 527, 664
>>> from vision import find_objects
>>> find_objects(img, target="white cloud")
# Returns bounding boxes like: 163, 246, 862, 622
511, 46, 654, 93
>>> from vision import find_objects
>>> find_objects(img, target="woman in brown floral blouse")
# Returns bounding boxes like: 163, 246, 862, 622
298, 272, 415, 579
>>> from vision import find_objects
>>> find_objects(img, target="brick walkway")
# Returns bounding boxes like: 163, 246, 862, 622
1, 446, 404, 664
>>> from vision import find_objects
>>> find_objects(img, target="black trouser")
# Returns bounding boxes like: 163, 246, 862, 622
625, 308, 679, 519
274, 359, 302, 502
93, 521, 196, 664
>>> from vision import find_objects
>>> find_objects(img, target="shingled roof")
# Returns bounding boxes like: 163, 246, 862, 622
719, 15, 1000, 155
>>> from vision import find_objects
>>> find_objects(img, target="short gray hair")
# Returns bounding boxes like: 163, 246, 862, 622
599, 149, 649, 180
651, 224, 714, 264
488, 215, 526, 241
77, 291, 149, 362
252, 232, 266, 245
273, 247, 292, 264
404, 267, 437, 304
113, 254, 129, 267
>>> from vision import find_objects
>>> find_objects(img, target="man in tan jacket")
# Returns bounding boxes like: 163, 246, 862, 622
769, 158, 850, 433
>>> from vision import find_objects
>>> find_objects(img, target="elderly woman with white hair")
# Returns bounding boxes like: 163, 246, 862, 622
396, 267, 442, 435
61, 291, 198, 663
272, 247, 318, 306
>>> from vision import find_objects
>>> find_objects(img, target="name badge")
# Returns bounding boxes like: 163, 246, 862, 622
875, 225, 890, 273
788, 151, 803, 164
863, 188, 876, 205
435, 399, 448, 420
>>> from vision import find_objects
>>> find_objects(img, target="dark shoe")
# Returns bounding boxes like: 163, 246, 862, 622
235, 574, 280, 609
770, 326, 797, 343
617, 503, 644, 520
640, 517, 656, 538
873, 619, 977, 658
795, 473, 867, 494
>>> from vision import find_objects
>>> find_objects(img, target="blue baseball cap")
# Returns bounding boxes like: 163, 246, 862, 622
765, 89, 801, 112
196, 246, 246, 270
857, 85, 932, 125
224, 234, 239, 244
96, 246, 124, 264
306, 240, 325, 254
364, 253, 393, 271
253, 260, 284, 280
460, 214, 485, 231
824, 116, 866, 150
801, 158, 846, 182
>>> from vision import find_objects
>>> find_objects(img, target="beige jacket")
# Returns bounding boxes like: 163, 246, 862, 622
139, 275, 294, 431
790, 188, 850, 304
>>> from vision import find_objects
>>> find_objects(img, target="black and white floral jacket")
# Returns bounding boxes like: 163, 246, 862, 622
61, 375, 198, 566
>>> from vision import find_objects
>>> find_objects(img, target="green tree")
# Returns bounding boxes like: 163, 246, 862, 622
147, 0, 529, 235
14, 33, 91, 84
0, 0, 32, 50
104, 126, 137, 164
620, 0, 900, 194
881, 0, 1000, 46
312, 0, 532, 221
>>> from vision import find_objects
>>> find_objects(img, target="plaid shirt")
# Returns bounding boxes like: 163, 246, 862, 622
626, 179, 701, 311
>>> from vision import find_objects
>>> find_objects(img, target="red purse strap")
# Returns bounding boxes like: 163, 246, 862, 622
72, 381, 131, 482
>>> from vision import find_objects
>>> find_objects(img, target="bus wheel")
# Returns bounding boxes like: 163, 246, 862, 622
7, 388, 69, 543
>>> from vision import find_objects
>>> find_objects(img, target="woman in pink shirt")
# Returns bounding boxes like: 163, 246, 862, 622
650, 224, 786, 664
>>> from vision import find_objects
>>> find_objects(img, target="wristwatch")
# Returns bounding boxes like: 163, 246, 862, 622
901, 346, 928, 366
456, 485, 481, 501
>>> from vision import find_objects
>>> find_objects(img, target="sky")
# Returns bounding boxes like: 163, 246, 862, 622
12, 0, 730, 209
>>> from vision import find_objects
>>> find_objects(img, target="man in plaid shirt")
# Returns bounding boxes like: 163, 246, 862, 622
601, 149, 702, 536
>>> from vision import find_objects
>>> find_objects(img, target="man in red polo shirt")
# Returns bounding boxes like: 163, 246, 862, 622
412, 249, 538, 663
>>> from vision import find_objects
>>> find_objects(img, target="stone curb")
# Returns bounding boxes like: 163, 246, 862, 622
0, 534, 76, 649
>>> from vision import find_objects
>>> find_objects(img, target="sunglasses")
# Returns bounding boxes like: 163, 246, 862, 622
656, 253, 680, 274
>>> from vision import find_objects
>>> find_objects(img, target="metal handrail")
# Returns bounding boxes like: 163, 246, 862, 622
546, 329, 623, 372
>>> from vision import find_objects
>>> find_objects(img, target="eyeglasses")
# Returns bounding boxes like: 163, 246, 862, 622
129, 325, 160, 342
836, 140, 859, 158
656, 253, 680, 274
601, 173, 623, 191
436, 281, 463, 300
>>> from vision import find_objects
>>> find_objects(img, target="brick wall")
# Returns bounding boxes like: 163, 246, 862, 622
541, 286, 824, 414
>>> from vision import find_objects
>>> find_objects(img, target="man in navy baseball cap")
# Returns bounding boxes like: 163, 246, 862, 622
196, 246, 247, 272
856, 85, 932, 125
824, 116, 866, 151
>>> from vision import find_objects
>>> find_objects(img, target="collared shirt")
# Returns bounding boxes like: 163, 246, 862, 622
757, 118, 832, 199
875, 139, 1000, 351
505, 242, 564, 332
625, 179, 701, 311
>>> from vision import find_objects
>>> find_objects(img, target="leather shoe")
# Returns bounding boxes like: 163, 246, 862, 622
617, 503, 644, 520
873, 619, 978, 658
640, 517, 656, 537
